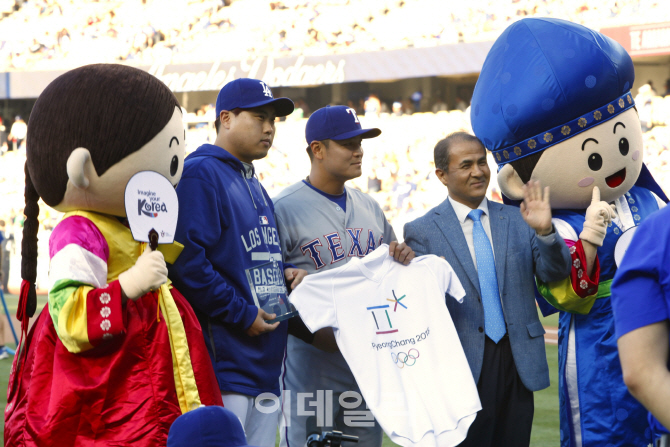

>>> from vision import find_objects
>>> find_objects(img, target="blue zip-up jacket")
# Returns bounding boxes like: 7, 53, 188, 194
169, 144, 288, 397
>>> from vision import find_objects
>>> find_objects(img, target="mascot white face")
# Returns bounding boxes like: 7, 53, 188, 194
500, 108, 644, 209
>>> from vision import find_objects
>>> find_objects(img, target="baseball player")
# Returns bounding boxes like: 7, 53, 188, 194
274, 105, 414, 447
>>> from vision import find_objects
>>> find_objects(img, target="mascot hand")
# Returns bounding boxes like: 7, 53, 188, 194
118, 248, 168, 300
580, 186, 617, 247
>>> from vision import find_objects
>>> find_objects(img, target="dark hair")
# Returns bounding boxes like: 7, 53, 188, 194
509, 151, 544, 184
433, 132, 484, 171
214, 108, 242, 134
22, 63, 180, 316
306, 139, 329, 162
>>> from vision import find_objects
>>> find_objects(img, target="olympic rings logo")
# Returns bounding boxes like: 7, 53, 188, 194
391, 349, 420, 368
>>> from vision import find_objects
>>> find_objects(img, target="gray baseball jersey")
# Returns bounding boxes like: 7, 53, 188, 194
273, 181, 396, 447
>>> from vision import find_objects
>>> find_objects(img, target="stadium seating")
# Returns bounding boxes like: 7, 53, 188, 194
0, 0, 666, 70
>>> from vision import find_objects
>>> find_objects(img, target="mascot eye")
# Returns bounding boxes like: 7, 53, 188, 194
588, 153, 602, 171
619, 138, 629, 156
170, 155, 179, 177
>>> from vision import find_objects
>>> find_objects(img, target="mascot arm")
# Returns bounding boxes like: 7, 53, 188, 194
537, 219, 602, 314
48, 216, 125, 353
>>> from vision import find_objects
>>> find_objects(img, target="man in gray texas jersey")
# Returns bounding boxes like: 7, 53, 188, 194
274, 105, 415, 447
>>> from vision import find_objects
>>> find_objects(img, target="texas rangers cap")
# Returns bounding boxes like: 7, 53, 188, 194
167, 406, 260, 447
216, 78, 294, 118
306, 105, 381, 144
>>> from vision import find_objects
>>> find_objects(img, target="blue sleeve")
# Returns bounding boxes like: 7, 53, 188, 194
169, 176, 257, 330
612, 217, 669, 339
530, 224, 572, 283
403, 220, 428, 257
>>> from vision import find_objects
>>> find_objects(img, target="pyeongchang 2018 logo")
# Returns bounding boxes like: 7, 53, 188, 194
137, 189, 168, 218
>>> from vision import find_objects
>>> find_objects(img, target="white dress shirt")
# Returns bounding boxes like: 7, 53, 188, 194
448, 196, 494, 270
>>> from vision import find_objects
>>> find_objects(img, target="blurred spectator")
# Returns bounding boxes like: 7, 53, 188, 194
364, 93, 381, 117
0, 115, 7, 155
648, 80, 658, 96
8, 115, 26, 151
432, 98, 448, 113
663, 79, 670, 97
410, 90, 423, 113
455, 96, 468, 112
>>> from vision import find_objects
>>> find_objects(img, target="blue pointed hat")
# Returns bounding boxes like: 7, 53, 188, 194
472, 17, 668, 204
471, 18, 635, 166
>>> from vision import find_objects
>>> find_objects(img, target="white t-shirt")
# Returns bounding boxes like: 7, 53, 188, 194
290, 245, 481, 447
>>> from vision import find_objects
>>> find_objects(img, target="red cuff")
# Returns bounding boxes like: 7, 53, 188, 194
86, 280, 125, 346
569, 240, 600, 298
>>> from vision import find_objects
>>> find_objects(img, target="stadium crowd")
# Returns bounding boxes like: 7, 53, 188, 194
0, 0, 666, 70
1, 85, 669, 293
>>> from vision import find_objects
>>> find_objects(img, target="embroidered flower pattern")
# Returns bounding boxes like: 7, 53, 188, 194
100, 293, 111, 305
514, 146, 522, 156
503, 150, 509, 159
561, 126, 571, 136
608, 104, 615, 114
578, 118, 587, 128
569, 246, 576, 255
619, 98, 625, 108
496, 153, 501, 162
627, 95, 632, 104
573, 258, 581, 269
593, 110, 602, 120
634, 214, 641, 221
631, 206, 638, 212
580, 280, 588, 290
543, 132, 553, 143
613, 227, 620, 235
578, 269, 583, 279
528, 139, 537, 149
628, 197, 635, 204
100, 306, 111, 318
100, 320, 111, 331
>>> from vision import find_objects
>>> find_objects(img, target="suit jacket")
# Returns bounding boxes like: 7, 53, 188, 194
403, 198, 571, 392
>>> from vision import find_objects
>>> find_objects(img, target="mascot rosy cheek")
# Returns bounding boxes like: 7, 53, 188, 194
470, 18, 668, 447
5, 64, 222, 447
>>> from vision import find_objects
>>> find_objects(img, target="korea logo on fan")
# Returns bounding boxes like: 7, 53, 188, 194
260, 81, 273, 98
259, 216, 269, 225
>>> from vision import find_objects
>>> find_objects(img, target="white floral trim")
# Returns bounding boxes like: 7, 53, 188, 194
100, 293, 111, 305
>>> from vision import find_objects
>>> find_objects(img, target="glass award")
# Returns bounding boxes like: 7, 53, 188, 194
245, 258, 298, 323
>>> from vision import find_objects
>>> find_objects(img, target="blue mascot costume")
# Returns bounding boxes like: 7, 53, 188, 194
471, 18, 668, 447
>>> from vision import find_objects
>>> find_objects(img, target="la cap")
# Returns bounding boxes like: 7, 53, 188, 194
216, 78, 294, 118
306, 105, 381, 144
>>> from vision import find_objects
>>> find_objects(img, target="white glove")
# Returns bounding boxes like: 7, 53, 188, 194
118, 248, 168, 300
580, 186, 617, 247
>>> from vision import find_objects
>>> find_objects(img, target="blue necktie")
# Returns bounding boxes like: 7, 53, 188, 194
468, 209, 506, 343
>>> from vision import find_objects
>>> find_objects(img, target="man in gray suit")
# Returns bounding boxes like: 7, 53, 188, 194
404, 132, 571, 446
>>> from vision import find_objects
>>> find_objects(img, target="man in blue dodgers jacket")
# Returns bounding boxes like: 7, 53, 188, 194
169, 78, 307, 447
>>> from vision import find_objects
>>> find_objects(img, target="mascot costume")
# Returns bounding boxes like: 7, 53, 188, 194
471, 18, 668, 447
5, 64, 223, 446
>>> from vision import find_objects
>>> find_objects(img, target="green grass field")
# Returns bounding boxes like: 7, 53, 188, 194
0, 294, 560, 445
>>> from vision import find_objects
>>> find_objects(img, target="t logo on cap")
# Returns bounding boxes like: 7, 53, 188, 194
346, 108, 360, 123
305, 105, 382, 144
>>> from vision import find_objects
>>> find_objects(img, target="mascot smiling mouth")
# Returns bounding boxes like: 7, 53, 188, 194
606, 168, 626, 188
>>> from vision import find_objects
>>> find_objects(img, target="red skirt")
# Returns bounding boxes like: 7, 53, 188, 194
4, 287, 223, 446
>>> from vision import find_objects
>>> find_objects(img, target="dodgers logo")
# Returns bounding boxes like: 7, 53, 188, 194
260, 81, 273, 98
